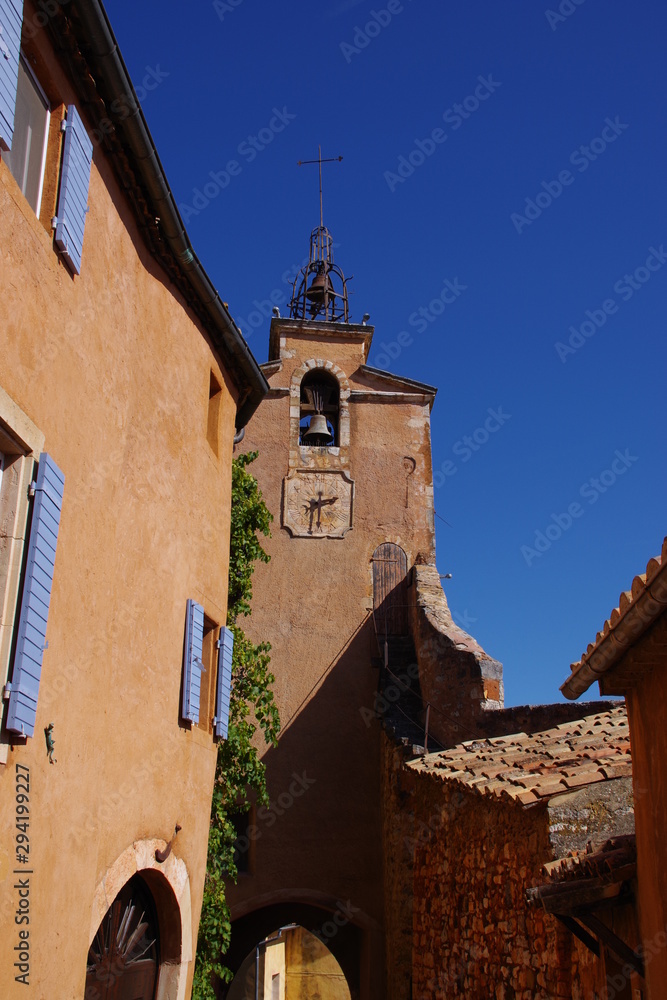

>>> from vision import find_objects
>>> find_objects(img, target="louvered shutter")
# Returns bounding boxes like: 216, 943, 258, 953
54, 104, 93, 275
0, 0, 23, 151
213, 626, 234, 739
7, 453, 64, 737
182, 599, 204, 724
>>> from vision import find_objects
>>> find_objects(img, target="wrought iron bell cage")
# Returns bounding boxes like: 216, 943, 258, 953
289, 225, 350, 323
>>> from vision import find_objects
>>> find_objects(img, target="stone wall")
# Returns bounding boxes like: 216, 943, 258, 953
409, 773, 632, 1000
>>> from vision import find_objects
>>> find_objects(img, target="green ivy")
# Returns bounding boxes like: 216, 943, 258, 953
192, 452, 279, 998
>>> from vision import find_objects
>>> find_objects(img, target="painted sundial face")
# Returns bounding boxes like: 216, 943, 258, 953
283, 472, 353, 537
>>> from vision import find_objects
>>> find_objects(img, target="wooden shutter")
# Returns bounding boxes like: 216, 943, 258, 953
372, 543, 408, 637
214, 626, 234, 739
182, 599, 204, 724
0, 0, 23, 151
54, 104, 93, 274
7, 453, 64, 737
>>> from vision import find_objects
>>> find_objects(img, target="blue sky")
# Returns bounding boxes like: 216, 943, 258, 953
104, 0, 666, 707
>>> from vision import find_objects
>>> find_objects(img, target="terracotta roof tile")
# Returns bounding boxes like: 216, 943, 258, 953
562, 537, 667, 698
407, 706, 631, 806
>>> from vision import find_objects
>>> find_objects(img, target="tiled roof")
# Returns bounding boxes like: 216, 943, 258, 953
408, 706, 630, 807
540, 835, 636, 884
561, 538, 667, 699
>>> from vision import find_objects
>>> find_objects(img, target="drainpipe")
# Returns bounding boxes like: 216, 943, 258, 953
254, 923, 298, 1000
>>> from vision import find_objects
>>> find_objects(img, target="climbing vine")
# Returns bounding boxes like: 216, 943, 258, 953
192, 451, 279, 998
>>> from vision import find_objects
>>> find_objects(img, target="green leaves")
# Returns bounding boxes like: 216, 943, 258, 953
193, 452, 279, 998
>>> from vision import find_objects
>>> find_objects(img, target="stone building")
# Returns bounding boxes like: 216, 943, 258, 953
0, 1, 266, 996
561, 537, 667, 999
405, 706, 641, 1000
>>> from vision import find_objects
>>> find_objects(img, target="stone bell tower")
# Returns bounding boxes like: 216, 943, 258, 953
224, 221, 502, 999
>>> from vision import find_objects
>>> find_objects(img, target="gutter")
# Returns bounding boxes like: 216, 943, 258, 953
560, 556, 667, 700
69, 0, 268, 429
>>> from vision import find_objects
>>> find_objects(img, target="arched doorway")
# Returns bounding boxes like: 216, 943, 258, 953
372, 543, 408, 638
228, 925, 352, 1000
85, 874, 159, 999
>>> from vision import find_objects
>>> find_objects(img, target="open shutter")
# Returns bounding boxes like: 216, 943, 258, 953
54, 104, 93, 275
6, 453, 64, 737
213, 626, 234, 739
182, 599, 204, 724
0, 0, 23, 151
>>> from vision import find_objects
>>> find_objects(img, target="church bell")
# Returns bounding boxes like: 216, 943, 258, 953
303, 414, 333, 443
305, 267, 333, 306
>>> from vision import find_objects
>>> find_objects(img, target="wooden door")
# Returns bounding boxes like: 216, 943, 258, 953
85, 875, 158, 1000
372, 543, 408, 637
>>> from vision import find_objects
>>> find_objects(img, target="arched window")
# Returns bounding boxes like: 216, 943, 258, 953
299, 370, 339, 446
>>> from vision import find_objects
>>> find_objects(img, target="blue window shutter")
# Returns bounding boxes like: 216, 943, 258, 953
213, 626, 234, 739
7, 453, 64, 737
0, 0, 23, 151
182, 600, 204, 724
54, 104, 93, 275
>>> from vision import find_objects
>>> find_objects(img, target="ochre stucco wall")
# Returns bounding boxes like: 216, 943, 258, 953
0, 18, 240, 995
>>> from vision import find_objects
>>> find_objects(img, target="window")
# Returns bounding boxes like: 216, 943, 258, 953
0, 389, 44, 731
0, 1, 94, 273
207, 370, 223, 455
4, 54, 49, 216
299, 370, 339, 446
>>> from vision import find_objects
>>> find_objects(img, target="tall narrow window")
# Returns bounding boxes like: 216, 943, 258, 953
4, 55, 49, 216
207, 370, 223, 455
299, 370, 339, 446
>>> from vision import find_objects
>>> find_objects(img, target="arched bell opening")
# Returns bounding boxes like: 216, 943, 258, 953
85, 873, 160, 1000
299, 370, 340, 447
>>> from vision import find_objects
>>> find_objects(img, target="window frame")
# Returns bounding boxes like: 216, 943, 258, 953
4, 50, 51, 218
0, 386, 44, 763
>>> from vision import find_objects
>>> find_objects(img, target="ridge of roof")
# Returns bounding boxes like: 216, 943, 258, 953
561, 537, 667, 700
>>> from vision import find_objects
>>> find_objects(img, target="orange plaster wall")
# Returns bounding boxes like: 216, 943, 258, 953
0, 30, 238, 995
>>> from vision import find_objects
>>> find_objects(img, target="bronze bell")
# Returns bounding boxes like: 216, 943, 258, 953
305, 267, 333, 304
303, 413, 332, 443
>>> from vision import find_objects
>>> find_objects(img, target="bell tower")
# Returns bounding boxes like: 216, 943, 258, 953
225, 221, 440, 999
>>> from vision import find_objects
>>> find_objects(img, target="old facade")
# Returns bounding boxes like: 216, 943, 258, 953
0, 1, 266, 996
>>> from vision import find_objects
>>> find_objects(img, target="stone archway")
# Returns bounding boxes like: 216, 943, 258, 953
88, 839, 192, 1000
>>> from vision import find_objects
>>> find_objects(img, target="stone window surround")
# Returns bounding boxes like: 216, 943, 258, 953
0, 386, 45, 764
289, 360, 351, 470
